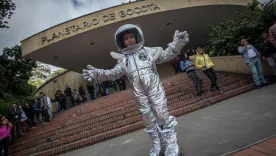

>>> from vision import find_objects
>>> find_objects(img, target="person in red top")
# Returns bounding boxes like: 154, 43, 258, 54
269, 16, 276, 48
0, 117, 12, 156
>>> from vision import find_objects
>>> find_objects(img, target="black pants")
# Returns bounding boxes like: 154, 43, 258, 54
10, 122, 17, 143
41, 107, 49, 122
0, 137, 9, 156
203, 67, 219, 90
60, 102, 66, 110
118, 82, 126, 91
187, 70, 203, 93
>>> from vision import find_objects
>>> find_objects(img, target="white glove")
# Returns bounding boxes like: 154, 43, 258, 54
169, 30, 189, 53
82, 65, 97, 81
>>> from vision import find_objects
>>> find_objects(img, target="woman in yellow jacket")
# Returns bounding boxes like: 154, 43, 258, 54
195, 48, 222, 94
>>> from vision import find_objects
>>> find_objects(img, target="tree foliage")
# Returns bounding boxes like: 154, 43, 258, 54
0, 45, 36, 114
28, 62, 51, 88
49, 69, 67, 78
206, 0, 276, 56
0, 0, 16, 28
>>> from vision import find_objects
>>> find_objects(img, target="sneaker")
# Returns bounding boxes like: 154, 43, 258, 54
256, 85, 262, 89
200, 90, 204, 94
210, 87, 215, 91
197, 92, 202, 96
218, 89, 224, 95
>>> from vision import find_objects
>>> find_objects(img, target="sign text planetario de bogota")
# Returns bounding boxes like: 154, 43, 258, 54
41, 3, 160, 44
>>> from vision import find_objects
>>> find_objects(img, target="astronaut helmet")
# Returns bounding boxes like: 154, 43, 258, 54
114, 24, 144, 54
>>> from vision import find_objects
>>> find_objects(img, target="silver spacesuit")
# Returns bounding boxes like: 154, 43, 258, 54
83, 24, 189, 156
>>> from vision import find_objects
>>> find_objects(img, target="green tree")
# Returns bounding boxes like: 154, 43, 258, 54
0, 45, 36, 114
28, 62, 51, 88
49, 69, 67, 78
0, 0, 16, 28
206, 0, 276, 56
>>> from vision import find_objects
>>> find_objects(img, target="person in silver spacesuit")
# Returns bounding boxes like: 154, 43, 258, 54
83, 24, 189, 156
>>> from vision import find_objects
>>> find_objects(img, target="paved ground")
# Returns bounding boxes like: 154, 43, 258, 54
229, 136, 276, 156
64, 84, 276, 156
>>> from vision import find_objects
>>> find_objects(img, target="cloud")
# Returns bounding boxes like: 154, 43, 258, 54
0, 0, 135, 70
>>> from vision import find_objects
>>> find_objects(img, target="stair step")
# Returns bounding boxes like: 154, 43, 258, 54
10, 76, 252, 155
28, 83, 255, 156
9, 72, 254, 156
11, 73, 236, 149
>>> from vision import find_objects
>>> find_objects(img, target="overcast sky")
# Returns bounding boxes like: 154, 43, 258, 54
0, 0, 135, 71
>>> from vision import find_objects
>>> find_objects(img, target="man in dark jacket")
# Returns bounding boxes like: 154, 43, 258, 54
64, 85, 73, 108
87, 82, 94, 101
79, 84, 86, 103
58, 90, 66, 111
259, 32, 276, 76
7, 104, 23, 142
23, 103, 36, 127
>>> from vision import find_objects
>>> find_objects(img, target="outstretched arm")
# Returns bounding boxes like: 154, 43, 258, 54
238, 46, 246, 54
83, 61, 125, 81
153, 30, 189, 64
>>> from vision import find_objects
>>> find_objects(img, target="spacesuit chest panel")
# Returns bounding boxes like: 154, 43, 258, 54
124, 49, 154, 78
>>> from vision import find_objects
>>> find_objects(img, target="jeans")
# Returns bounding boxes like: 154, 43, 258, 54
187, 70, 203, 93
203, 67, 219, 90
105, 88, 109, 95
48, 107, 52, 120
21, 119, 32, 133
56, 101, 60, 112
247, 58, 267, 86
266, 53, 276, 76
35, 112, 40, 123
89, 92, 94, 101
0, 137, 9, 156
41, 108, 49, 122
66, 96, 72, 108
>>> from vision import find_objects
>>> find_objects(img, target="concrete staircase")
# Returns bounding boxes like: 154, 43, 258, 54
9, 72, 256, 156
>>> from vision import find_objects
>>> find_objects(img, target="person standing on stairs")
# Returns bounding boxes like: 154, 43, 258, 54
87, 82, 95, 101
238, 39, 268, 89
180, 53, 203, 96
83, 24, 189, 156
259, 32, 276, 77
0, 118, 12, 156
195, 47, 223, 94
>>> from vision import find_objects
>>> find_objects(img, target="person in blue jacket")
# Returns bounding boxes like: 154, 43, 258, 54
180, 53, 203, 96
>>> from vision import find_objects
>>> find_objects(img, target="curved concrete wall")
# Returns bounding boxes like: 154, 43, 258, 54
21, 0, 252, 56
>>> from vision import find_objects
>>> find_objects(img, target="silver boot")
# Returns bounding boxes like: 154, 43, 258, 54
159, 120, 181, 156
146, 126, 161, 156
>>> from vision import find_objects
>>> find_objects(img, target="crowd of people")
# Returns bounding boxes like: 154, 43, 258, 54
238, 16, 276, 88
52, 76, 127, 113
171, 16, 276, 96
0, 102, 38, 156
